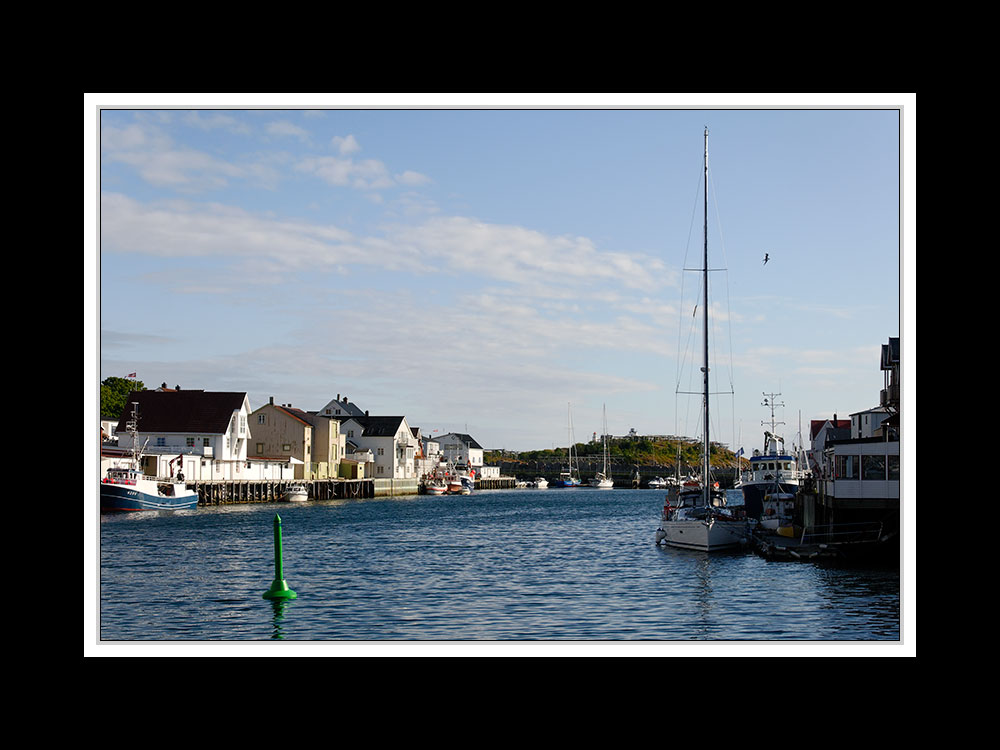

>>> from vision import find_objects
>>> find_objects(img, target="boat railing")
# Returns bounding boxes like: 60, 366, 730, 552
800, 521, 883, 545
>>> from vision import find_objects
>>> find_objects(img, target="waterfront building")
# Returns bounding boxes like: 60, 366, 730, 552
112, 389, 254, 482
809, 337, 900, 537
340, 414, 417, 479
418, 434, 443, 477
247, 398, 343, 480
318, 394, 366, 419
807, 416, 851, 477
248, 398, 313, 479
436, 433, 484, 470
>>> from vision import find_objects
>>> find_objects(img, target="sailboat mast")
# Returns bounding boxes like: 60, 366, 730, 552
702, 127, 711, 507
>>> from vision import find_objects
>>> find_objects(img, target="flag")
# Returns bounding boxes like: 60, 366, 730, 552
735, 447, 744, 457
126, 372, 136, 378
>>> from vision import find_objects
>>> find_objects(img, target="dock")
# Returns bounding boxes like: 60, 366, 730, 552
191, 478, 379, 505
750, 521, 897, 563
189, 475, 516, 505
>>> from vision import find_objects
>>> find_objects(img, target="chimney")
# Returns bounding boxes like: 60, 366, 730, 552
270, 396, 274, 406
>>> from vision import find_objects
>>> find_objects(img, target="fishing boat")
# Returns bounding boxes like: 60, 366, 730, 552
760, 489, 796, 531
531, 477, 549, 489
424, 476, 448, 495
283, 483, 308, 502
655, 128, 748, 551
739, 393, 804, 519
588, 404, 614, 488
100, 402, 199, 512
445, 464, 475, 493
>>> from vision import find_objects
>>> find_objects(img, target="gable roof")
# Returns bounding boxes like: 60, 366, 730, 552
439, 432, 483, 450
352, 415, 407, 437
810, 419, 851, 440
115, 390, 248, 434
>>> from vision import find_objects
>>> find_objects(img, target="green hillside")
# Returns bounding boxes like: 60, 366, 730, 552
488, 436, 744, 470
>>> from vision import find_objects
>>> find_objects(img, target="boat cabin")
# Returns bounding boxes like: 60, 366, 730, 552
747, 454, 798, 482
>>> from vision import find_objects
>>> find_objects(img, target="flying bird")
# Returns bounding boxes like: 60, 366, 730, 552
763, 253, 770, 265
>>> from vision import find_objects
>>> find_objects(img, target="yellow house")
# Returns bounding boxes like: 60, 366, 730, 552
249, 399, 313, 479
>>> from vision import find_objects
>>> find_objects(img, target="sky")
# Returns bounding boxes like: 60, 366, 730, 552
88, 94, 913, 454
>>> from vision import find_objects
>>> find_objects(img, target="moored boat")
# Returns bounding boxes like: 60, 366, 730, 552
100, 402, 198, 512
588, 404, 614, 489
283, 483, 308, 502
530, 477, 549, 488
740, 394, 805, 519
101, 465, 199, 511
553, 471, 580, 488
654, 129, 748, 551
655, 484, 747, 551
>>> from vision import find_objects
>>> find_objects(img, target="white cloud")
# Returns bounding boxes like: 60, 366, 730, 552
296, 156, 395, 190
331, 134, 361, 154
100, 192, 361, 271
265, 120, 310, 141
101, 120, 278, 192
395, 170, 431, 186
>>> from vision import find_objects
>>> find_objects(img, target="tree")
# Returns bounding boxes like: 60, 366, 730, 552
101, 377, 145, 420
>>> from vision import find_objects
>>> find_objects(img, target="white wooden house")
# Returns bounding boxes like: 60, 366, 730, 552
111, 390, 257, 482
436, 432, 484, 469
340, 415, 416, 479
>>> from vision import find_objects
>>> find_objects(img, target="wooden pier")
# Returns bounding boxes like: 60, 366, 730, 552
190, 478, 377, 505
189, 475, 517, 505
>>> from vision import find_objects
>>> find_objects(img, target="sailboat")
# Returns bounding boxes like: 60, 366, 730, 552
589, 404, 614, 488
655, 128, 748, 551
554, 402, 581, 487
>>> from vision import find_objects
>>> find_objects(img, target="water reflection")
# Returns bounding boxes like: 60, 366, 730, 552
269, 599, 293, 640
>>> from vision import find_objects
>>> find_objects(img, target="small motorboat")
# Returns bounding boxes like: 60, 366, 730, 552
283, 484, 308, 502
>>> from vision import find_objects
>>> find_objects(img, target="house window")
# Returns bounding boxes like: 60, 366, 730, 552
836, 455, 860, 479
203, 437, 211, 447
257, 443, 264, 455
863, 455, 886, 481
282, 444, 291, 452
887, 455, 900, 481
186, 437, 195, 447
378, 447, 384, 456
258, 414, 266, 424
156, 437, 166, 447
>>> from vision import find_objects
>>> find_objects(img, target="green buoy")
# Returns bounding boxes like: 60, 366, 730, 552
262, 513, 297, 600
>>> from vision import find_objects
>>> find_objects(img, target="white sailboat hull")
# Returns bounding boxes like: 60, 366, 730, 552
656, 518, 747, 551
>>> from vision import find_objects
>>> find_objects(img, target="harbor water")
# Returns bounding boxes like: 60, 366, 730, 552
96, 487, 901, 647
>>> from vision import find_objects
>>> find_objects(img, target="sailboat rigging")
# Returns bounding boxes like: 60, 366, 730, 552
588, 404, 614, 488
655, 128, 748, 551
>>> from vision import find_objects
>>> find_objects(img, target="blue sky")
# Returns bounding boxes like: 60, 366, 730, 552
88, 95, 912, 453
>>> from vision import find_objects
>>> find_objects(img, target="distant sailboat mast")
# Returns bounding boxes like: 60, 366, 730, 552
702, 127, 711, 509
